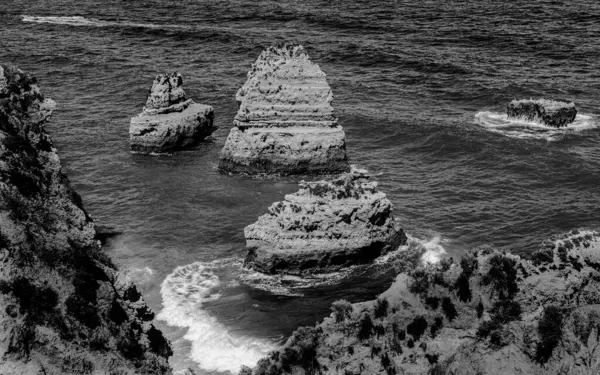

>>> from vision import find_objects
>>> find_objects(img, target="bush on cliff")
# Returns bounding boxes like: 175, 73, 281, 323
536, 306, 564, 363
331, 299, 353, 323
374, 297, 389, 319
482, 254, 518, 299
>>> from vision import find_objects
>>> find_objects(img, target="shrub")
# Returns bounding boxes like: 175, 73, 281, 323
492, 300, 521, 324
10, 276, 58, 322
406, 316, 428, 341
331, 300, 353, 323
482, 254, 518, 299
374, 298, 389, 319
430, 317, 443, 337
425, 296, 439, 310
536, 306, 563, 363
358, 315, 374, 340
460, 253, 478, 278
409, 268, 430, 295
441, 297, 457, 322
477, 319, 502, 338
476, 301, 484, 318
455, 274, 472, 302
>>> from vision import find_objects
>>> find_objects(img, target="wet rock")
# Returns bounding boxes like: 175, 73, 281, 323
219, 44, 349, 175
0, 64, 172, 374
507, 98, 577, 128
244, 168, 406, 275
130, 72, 214, 154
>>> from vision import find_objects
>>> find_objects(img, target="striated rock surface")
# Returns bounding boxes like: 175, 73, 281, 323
247, 229, 600, 375
130, 72, 214, 154
244, 169, 407, 275
219, 44, 349, 175
0, 65, 172, 374
507, 98, 577, 128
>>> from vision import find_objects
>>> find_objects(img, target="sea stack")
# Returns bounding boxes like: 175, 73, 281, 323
130, 72, 214, 154
219, 44, 350, 175
244, 168, 406, 275
507, 98, 577, 128
0, 65, 171, 373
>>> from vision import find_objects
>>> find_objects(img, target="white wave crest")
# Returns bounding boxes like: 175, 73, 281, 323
22, 15, 107, 27
474, 111, 598, 141
400, 234, 448, 265
158, 261, 275, 374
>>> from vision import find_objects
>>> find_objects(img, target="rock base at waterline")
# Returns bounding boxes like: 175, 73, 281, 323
507, 98, 577, 128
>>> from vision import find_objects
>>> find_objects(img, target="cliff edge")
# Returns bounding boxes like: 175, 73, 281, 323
0, 65, 172, 374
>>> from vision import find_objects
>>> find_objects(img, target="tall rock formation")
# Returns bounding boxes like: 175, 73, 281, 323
219, 44, 350, 175
0, 65, 172, 374
244, 169, 406, 275
130, 72, 214, 154
507, 98, 577, 128
246, 230, 600, 375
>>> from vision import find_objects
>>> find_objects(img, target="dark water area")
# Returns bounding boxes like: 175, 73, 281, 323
2, 0, 600, 373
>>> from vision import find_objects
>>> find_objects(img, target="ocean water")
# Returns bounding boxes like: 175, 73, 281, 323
2, 1, 600, 373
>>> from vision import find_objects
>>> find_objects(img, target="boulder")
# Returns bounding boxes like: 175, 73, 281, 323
244, 168, 407, 275
130, 72, 214, 154
507, 98, 577, 128
219, 44, 349, 175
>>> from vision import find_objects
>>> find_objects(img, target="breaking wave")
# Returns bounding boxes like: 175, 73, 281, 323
21, 15, 186, 30
474, 111, 598, 141
158, 260, 275, 374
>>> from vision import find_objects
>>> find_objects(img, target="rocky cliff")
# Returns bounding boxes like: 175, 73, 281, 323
244, 168, 406, 275
219, 44, 350, 175
507, 99, 577, 128
130, 72, 214, 154
246, 229, 600, 375
0, 65, 172, 374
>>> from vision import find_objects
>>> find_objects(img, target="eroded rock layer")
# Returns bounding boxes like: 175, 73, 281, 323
130, 72, 214, 154
247, 230, 600, 375
219, 44, 349, 175
507, 98, 577, 128
0, 65, 172, 374
244, 169, 407, 275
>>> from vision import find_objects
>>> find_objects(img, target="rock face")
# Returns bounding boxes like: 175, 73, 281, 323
0, 65, 172, 374
507, 98, 577, 128
219, 44, 350, 175
247, 229, 600, 375
130, 72, 214, 154
244, 169, 407, 275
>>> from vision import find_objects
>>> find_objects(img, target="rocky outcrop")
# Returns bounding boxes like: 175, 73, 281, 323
130, 72, 214, 154
507, 98, 577, 128
247, 229, 600, 375
219, 44, 350, 175
244, 169, 407, 275
0, 65, 172, 374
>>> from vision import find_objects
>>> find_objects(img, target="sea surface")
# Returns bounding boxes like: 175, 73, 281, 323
2, 0, 600, 373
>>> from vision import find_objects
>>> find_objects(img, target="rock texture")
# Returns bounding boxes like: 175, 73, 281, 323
507, 99, 577, 128
130, 72, 214, 154
244, 169, 407, 275
0, 65, 172, 374
247, 229, 600, 375
219, 44, 350, 175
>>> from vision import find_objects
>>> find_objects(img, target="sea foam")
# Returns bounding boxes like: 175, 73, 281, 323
158, 261, 275, 374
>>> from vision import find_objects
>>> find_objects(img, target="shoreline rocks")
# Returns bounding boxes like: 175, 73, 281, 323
130, 72, 214, 154
507, 98, 577, 128
0, 65, 172, 374
244, 169, 407, 275
219, 44, 350, 175
247, 229, 600, 375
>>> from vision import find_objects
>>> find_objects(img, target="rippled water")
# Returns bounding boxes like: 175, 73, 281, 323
2, 1, 600, 373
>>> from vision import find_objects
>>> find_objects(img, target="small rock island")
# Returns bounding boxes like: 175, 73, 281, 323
507, 98, 577, 128
130, 72, 214, 154
219, 44, 350, 175
244, 169, 407, 275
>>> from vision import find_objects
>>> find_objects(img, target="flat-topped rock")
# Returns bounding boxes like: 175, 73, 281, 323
244, 169, 407, 275
130, 72, 214, 154
507, 98, 577, 128
219, 44, 349, 175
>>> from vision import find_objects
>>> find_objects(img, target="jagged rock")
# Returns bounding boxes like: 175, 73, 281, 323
247, 230, 600, 375
507, 99, 577, 128
219, 44, 349, 175
130, 72, 214, 154
244, 169, 407, 275
0, 64, 172, 374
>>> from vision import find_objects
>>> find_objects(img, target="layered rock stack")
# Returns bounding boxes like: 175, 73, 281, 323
244, 169, 407, 275
507, 98, 577, 128
130, 72, 214, 154
219, 44, 350, 175
0, 65, 172, 374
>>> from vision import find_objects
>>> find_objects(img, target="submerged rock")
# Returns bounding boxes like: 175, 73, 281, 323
0, 65, 172, 374
130, 72, 214, 154
244, 169, 407, 275
219, 44, 350, 175
507, 98, 577, 128
247, 229, 600, 375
